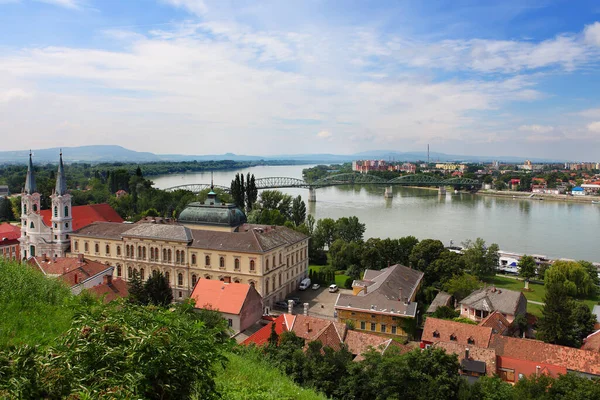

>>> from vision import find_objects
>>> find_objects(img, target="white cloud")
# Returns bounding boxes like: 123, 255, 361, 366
160, 0, 207, 16
35, 0, 82, 9
584, 22, 600, 47
518, 125, 554, 133
0, 88, 32, 103
317, 130, 332, 139
587, 121, 600, 133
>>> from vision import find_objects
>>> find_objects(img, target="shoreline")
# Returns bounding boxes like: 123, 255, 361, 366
474, 189, 599, 204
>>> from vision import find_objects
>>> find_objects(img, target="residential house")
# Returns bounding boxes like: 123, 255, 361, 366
426, 291, 453, 314
86, 275, 129, 303
572, 187, 585, 196
190, 280, 263, 333
479, 311, 511, 335
460, 287, 527, 323
0, 223, 21, 261
334, 264, 424, 337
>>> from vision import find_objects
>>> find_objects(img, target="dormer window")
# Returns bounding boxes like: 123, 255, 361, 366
433, 330, 440, 338
450, 334, 457, 341
467, 337, 475, 345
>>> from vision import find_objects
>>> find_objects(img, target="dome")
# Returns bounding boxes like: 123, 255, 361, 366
178, 193, 247, 228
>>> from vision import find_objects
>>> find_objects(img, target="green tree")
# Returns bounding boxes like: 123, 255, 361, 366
0, 197, 15, 222
518, 255, 537, 289
313, 218, 336, 249
398, 235, 419, 265
245, 173, 258, 211
578, 260, 600, 288
431, 305, 459, 320
537, 283, 578, 347
144, 271, 173, 306
462, 238, 499, 279
329, 239, 362, 271
334, 216, 365, 243
426, 250, 465, 287
127, 270, 147, 305
409, 239, 445, 272
571, 302, 597, 344
291, 195, 307, 226
544, 260, 595, 298
443, 273, 480, 302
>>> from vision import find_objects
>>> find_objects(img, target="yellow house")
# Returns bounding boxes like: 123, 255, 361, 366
334, 264, 424, 338
69, 191, 309, 310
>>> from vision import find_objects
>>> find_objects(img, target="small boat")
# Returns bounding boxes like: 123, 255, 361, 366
593, 201, 600, 204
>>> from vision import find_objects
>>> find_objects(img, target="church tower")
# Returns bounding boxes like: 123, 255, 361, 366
49, 151, 72, 257
19, 151, 42, 259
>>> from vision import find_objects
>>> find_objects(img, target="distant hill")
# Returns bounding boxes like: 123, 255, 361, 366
0, 145, 560, 164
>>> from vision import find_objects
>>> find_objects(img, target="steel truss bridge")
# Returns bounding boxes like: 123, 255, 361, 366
164, 173, 481, 197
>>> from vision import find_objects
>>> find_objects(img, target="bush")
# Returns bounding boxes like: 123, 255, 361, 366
344, 277, 354, 289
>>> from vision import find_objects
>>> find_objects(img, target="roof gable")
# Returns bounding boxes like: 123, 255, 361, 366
0, 223, 21, 241
41, 203, 123, 231
190, 280, 254, 315
422, 318, 493, 348
461, 287, 525, 315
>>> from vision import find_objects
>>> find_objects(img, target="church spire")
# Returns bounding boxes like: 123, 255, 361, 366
24, 150, 36, 194
55, 150, 67, 196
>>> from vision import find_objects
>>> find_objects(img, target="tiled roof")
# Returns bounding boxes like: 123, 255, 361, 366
291, 314, 338, 342
190, 280, 254, 315
460, 287, 526, 316
422, 318, 493, 348
242, 315, 287, 346
427, 291, 453, 313
432, 341, 497, 377
0, 223, 21, 241
582, 330, 600, 352
122, 224, 192, 242
72, 221, 134, 239
87, 278, 129, 303
29, 256, 111, 282
335, 265, 423, 317
479, 311, 511, 335
344, 330, 393, 355
40, 203, 123, 231
491, 335, 600, 376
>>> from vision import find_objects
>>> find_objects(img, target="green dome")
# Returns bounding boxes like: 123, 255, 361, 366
178, 195, 247, 227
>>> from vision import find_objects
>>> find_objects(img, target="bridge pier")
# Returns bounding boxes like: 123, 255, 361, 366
308, 187, 317, 202
384, 186, 393, 199
438, 186, 447, 195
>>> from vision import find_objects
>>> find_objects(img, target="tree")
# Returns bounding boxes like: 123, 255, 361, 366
0, 197, 15, 222
329, 239, 362, 271
518, 255, 537, 289
245, 173, 258, 211
313, 218, 336, 249
334, 216, 365, 243
443, 273, 480, 302
571, 302, 597, 344
426, 250, 465, 287
544, 260, 595, 298
291, 195, 306, 226
431, 306, 459, 320
537, 283, 578, 347
578, 260, 600, 288
462, 238, 499, 280
268, 322, 279, 347
409, 239, 445, 272
144, 271, 173, 306
128, 270, 147, 305
513, 313, 528, 338
398, 235, 419, 266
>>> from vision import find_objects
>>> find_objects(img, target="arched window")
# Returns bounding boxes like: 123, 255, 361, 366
163, 249, 167, 261
191, 254, 197, 265
234, 258, 240, 270
249, 281, 255, 288
176, 250, 180, 264
220, 277, 225, 282
117, 246, 121, 256
205, 255, 210, 266
117, 265, 122, 277
64, 206, 69, 217
178, 273, 183, 286
140, 268, 145, 280
234, 279, 240, 283
250, 260, 255, 271
84, 242, 89, 252
95, 243, 99, 253
128, 266, 132, 278
142, 247, 146, 260
265, 259, 269, 271
29, 221, 34, 229
165, 271, 170, 283
105, 245, 110, 254
168, 249, 172, 262
133, 268, 138, 277
180, 252, 185, 264
74, 241, 78, 251
33, 204, 37, 212
205, 275, 211, 280
192, 274, 197, 287
279, 254, 282, 265
23, 204, 27, 214
265, 278, 269, 294
220, 257, 225, 268
54, 206, 58, 217
273, 256, 276, 268
278, 273, 282, 286
272, 279, 275, 291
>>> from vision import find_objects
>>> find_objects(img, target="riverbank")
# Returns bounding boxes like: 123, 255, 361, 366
475, 189, 599, 204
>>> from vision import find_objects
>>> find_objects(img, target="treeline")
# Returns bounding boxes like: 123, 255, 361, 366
244, 329, 600, 400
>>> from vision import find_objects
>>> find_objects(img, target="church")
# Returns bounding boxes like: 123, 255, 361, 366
19, 152, 123, 260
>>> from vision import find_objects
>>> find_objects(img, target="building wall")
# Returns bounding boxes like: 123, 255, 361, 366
0, 241, 20, 261
336, 309, 409, 337
71, 267, 114, 295
70, 234, 309, 308
238, 286, 264, 332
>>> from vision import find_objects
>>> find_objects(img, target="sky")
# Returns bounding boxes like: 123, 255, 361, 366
1, 0, 600, 160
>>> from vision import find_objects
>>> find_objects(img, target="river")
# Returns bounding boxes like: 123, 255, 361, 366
151, 164, 600, 262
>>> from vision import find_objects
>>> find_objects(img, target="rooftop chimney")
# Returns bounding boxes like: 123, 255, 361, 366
288, 299, 294, 315
103, 274, 113, 285
303, 302, 309, 316
465, 348, 470, 359
536, 366, 540, 376
306, 322, 311, 332
74, 273, 79, 284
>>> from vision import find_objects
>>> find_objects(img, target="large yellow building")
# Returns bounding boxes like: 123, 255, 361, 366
69, 191, 309, 310
334, 264, 423, 338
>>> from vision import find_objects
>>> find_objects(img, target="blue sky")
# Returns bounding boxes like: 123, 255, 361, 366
1, 0, 600, 160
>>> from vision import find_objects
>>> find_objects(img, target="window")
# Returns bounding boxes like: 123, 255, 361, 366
234, 279, 240, 283
128, 267, 132, 278
228, 319, 233, 328
499, 368, 515, 383
140, 268, 145, 280
220, 257, 225, 268
179, 291, 183, 298
450, 334, 457, 341
265, 279, 269, 294
74, 241, 79, 251
278, 273, 281, 286
433, 330, 440, 338
23, 204, 27, 214
272, 256, 276, 268
370, 323, 376, 331
265, 259, 269, 271
117, 265, 122, 277
64, 206, 69, 217
165, 272, 170, 283
105, 245, 110, 255
467, 337, 475, 345
180, 252, 184, 264
249, 281, 255, 288
279, 254, 282, 264
234, 259, 240, 270
192, 274, 197, 287
143, 247, 146, 260
192, 254, 197, 265
205, 255, 210, 266
168, 249, 172, 262
381, 324, 386, 333
250, 260, 255, 271
117, 246, 121, 256
178, 273, 183, 286
54, 206, 58, 217
33, 204, 37, 212
65, 223, 69, 228
176, 250, 180, 264
30, 221, 34, 229
224, 277, 231, 283
95, 243, 99, 253
272, 279, 275, 291
163, 249, 167, 261
54, 223, 57, 228
84, 242, 89, 252
360, 321, 366, 330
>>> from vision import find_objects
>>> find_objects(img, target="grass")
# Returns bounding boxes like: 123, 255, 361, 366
309, 265, 351, 288
215, 352, 326, 400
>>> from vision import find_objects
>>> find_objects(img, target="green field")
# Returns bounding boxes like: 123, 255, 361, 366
309, 265, 351, 288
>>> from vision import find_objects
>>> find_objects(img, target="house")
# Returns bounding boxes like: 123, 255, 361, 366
426, 291, 453, 313
86, 275, 129, 303
243, 313, 411, 360
0, 223, 21, 261
115, 189, 128, 198
459, 287, 527, 323
510, 179, 521, 190
478, 311, 511, 335
190, 280, 263, 333
571, 186, 585, 196
334, 264, 424, 337
421, 318, 600, 383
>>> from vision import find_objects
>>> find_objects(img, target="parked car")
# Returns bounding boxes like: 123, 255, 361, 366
328, 284, 338, 293
299, 278, 311, 290
286, 297, 301, 306
311, 283, 320, 290
274, 301, 288, 309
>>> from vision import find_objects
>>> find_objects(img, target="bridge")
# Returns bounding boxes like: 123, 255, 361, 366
164, 173, 481, 202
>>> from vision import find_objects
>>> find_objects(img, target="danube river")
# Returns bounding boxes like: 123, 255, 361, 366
152, 165, 600, 262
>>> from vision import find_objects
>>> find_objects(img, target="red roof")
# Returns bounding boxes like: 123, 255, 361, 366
242, 315, 288, 346
29, 256, 111, 286
40, 203, 123, 231
422, 318, 493, 348
190, 280, 253, 315
0, 223, 21, 241
87, 278, 129, 303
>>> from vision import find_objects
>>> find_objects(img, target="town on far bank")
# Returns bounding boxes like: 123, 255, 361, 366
1, 152, 600, 398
